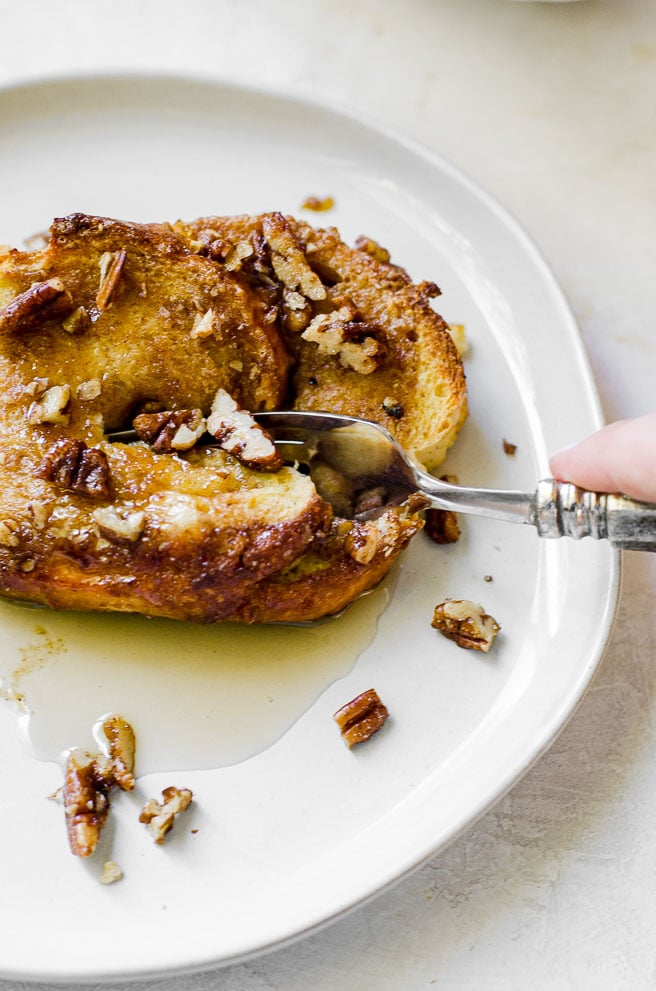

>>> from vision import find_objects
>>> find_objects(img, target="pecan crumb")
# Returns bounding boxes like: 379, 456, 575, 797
133, 408, 206, 453
301, 195, 335, 212
262, 212, 326, 301
24, 377, 49, 398
62, 306, 91, 335
431, 599, 500, 653
424, 508, 460, 544
206, 388, 283, 472
0, 278, 74, 333
301, 306, 383, 374
76, 378, 102, 402
96, 250, 127, 310
190, 308, 217, 340
139, 786, 193, 844
27, 383, 71, 425
99, 861, 123, 885
345, 522, 382, 564
92, 505, 145, 543
40, 438, 112, 500
502, 438, 517, 456
424, 476, 460, 544
382, 397, 404, 419
63, 751, 110, 858
333, 688, 389, 747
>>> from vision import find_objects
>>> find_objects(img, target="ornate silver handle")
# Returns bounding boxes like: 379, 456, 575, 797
532, 480, 656, 551
415, 471, 656, 551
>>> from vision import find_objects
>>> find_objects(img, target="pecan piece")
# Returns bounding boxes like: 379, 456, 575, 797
345, 523, 382, 565
132, 408, 206, 452
99, 861, 123, 885
424, 508, 460, 544
261, 212, 326, 301
27, 383, 71, 425
63, 751, 111, 858
424, 476, 460, 544
0, 278, 74, 333
96, 250, 127, 310
333, 688, 389, 747
431, 599, 500, 652
139, 786, 193, 844
95, 714, 136, 792
301, 195, 335, 212
206, 388, 283, 472
40, 438, 112, 500
301, 306, 383, 374
62, 714, 136, 858
503, 438, 517, 456
382, 397, 404, 419
92, 505, 145, 543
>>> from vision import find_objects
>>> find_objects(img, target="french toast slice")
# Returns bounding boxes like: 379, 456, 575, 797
0, 212, 466, 624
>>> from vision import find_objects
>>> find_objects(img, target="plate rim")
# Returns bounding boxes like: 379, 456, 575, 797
0, 69, 620, 983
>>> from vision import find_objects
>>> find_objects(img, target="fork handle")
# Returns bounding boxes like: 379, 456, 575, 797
533, 480, 656, 551
417, 471, 656, 550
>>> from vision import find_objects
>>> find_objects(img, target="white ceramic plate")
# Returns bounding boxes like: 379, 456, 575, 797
0, 75, 618, 983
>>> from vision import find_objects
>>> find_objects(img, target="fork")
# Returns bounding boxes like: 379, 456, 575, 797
108, 410, 656, 552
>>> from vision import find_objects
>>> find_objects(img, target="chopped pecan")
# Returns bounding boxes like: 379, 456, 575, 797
62, 751, 111, 858
354, 235, 391, 264
24, 376, 49, 398
301, 195, 335, 212
353, 486, 387, 517
40, 438, 112, 500
96, 250, 127, 310
223, 239, 255, 272
431, 599, 500, 652
301, 306, 383, 374
282, 287, 312, 333
190, 308, 217, 340
99, 861, 123, 885
424, 508, 460, 544
345, 522, 382, 565
139, 786, 193, 844
206, 388, 283, 472
424, 476, 460, 544
92, 505, 145, 543
62, 714, 136, 858
261, 213, 326, 301
132, 408, 206, 452
333, 688, 389, 747
382, 397, 404, 419
95, 714, 136, 792
76, 378, 102, 401
62, 305, 91, 334
0, 278, 74, 333
27, 383, 71, 425
503, 438, 517, 456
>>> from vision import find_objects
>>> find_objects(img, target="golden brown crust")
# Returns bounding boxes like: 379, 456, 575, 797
0, 212, 466, 624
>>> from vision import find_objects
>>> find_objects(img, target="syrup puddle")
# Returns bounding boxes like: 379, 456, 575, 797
0, 586, 388, 775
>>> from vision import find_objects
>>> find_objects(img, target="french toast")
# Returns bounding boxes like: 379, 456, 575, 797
0, 212, 467, 623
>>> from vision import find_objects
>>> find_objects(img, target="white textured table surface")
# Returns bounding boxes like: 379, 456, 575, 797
1, 1, 655, 988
